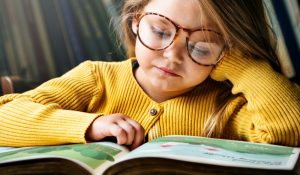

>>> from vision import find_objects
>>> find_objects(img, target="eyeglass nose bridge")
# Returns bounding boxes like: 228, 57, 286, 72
172, 22, 193, 38
159, 30, 189, 52
168, 22, 200, 54
152, 25, 190, 51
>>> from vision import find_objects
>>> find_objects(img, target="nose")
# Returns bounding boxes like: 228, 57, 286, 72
162, 30, 188, 64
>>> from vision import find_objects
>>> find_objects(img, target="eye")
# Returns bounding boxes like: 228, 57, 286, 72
151, 26, 172, 39
188, 43, 211, 58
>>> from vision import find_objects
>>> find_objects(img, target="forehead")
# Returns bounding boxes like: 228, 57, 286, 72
143, 0, 217, 30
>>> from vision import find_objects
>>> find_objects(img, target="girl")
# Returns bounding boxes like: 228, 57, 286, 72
0, 0, 299, 149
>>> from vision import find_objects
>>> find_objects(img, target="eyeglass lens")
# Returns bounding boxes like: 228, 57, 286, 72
137, 13, 225, 66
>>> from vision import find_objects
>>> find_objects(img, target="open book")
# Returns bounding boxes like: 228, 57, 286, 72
0, 135, 299, 175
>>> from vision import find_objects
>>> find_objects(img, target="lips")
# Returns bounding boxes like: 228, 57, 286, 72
156, 66, 180, 76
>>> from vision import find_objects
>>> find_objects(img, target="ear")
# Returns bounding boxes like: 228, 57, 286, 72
131, 18, 138, 35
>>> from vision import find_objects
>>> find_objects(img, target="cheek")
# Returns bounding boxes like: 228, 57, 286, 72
187, 67, 212, 85
135, 40, 147, 59
135, 42, 150, 66
135, 39, 160, 65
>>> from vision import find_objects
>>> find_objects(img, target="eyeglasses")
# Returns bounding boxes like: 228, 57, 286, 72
136, 12, 226, 66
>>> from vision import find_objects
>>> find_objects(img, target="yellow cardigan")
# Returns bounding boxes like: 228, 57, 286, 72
0, 52, 299, 147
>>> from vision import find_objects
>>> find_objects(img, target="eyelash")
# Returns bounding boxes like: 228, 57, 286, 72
151, 26, 172, 38
188, 44, 210, 57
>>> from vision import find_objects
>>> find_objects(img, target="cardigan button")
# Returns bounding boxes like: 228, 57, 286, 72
149, 108, 158, 116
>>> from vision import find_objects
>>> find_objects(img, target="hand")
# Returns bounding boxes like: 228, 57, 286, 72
86, 113, 145, 150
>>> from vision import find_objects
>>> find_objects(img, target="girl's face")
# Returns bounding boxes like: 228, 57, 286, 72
132, 0, 223, 102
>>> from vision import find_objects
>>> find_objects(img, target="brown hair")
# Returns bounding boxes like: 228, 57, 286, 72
117, 0, 281, 138
117, 0, 150, 57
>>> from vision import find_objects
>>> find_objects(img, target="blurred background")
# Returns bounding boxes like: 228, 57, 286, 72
0, 0, 299, 92
0, 0, 125, 85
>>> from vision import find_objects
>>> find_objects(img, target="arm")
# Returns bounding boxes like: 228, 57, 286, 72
211, 50, 300, 146
0, 61, 101, 146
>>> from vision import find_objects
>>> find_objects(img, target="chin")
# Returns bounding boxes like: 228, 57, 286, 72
151, 84, 172, 92
151, 80, 183, 92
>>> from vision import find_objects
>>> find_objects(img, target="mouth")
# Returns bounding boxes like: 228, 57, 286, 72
156, 66, 180, 77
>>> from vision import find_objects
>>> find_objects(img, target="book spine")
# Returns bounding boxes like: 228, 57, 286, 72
57, 0, 85, 64
31, 0, 57, 79
95, 0, 125, 60
3, 0, 31, 79
39, 0, 72, 75
1, 0, 19, 76
14, 1, 44, 82
0, 33, 8, 75
53, 0, 76, 67
282, 0, 300, 55
69, 0, 101, 60
272, 0, 300, 79
89, 0, 115, 61
14, 0, 40, 81
21, 0, 50, 82
0, 1, 10, 75
264, 0, 296, 78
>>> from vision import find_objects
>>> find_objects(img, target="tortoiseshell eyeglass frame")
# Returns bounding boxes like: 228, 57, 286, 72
135, 12, 227, 66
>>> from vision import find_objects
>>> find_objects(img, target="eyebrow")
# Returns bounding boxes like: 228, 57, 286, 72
146, 12, 221, 35
155, 17, 171, 27
199, 31, 224, 44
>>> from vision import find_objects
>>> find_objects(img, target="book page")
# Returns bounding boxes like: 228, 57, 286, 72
118, 135, 299, 170
0, 146, 20, 153
0, 142, 129, 174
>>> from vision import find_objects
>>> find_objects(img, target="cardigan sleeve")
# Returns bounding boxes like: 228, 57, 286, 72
210, 51, 300, 146
0, 61, 103, 146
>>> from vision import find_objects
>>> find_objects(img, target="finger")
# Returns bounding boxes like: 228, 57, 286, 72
109, 124, 127, 145
130, 128, 145, 150
117, 119, 135, 145
125, 118, 145, 149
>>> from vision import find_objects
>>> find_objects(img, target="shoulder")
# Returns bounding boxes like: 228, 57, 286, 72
61, 59, 132, 79
81, 59, 135, 84
84, 58, 133, 73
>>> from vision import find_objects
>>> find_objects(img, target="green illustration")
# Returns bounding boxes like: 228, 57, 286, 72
73, 144, 115, 161
0, 143, 122, 169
